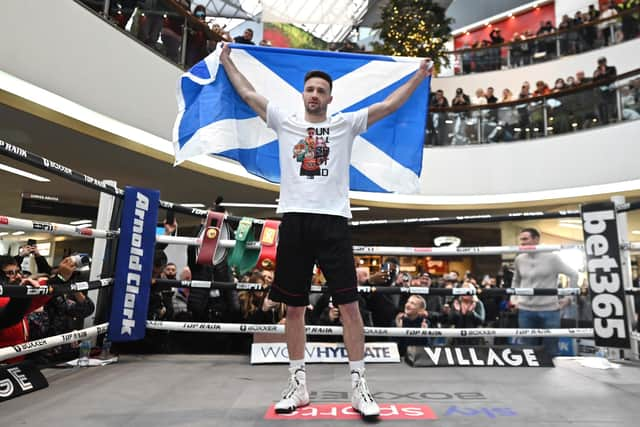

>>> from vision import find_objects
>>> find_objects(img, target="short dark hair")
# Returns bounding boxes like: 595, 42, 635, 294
0, 255, 18, 270
520, 228, 540, 239
304, 70, 333, 92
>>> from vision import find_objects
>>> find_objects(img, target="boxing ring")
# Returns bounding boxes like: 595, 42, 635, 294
1, 140, 640, 425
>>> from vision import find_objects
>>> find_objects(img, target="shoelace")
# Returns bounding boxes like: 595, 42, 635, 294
355, 378, 375, 403
282, 371, 304, 399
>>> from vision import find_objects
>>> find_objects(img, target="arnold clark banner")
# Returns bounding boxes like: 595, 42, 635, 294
251, 342, 400, 364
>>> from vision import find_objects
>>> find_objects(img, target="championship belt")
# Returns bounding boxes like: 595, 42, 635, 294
196, 210, 225, 265
228, 217, 260, 275
256, 220, 280, 270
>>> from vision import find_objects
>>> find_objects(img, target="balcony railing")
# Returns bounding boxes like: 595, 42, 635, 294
76, 0, 223, 69
445, 6, 640, 75
427, 68, 640, 146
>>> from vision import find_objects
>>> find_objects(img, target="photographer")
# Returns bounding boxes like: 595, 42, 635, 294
451, 88, 471, 106
15, 240, 52, 276
593, 57, 618, 124
364, 257, 402, 328
0, 256, 53, 363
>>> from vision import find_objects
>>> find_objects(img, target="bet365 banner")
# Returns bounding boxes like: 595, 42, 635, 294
108, 187, 159, 342
581, 202, 631, 348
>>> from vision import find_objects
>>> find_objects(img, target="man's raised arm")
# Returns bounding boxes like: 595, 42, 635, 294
219, 43, 268, 121
367, 59, 432, 127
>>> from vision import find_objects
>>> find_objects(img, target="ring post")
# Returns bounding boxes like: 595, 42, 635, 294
612, 196, 639, 360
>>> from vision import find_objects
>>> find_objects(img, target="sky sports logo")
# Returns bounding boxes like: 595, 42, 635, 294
264, 403, 437, 420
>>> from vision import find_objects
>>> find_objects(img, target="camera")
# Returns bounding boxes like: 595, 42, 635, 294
70, 253, 91, 268
380, 262, 397, 286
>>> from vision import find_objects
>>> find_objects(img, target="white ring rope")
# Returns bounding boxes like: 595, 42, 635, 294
0, 323, 108, 362
5, 213, 640, 256
146, 321, 594, 338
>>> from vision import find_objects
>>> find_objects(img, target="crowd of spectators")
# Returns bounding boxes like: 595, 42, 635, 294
0, 247, 95, 365
429, 56, 640, 145
458, 1, 638, 73
6, 218, 640, 365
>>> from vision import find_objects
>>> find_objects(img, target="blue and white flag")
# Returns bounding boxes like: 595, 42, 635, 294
173, 44, 430, 193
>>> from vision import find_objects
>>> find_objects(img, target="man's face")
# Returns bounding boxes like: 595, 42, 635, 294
2, 264, 22, 284
487, 88, 494, 96
302, 77, 332, 116
262, 270, 274, 285
163, 264, 177, 279
243, 29, 253, 41
519, 231, 539, 246
418, 274, 431, 287
404, 296, 424, 316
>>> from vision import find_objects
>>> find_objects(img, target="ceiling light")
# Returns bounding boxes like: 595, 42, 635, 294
0, 232, 8, 236
0, 163, 51, 183
70, 219, 93, 225
179, 203, 206, 208
12, 231, 26, 236
632, 230, 640, 235
558, 222, 582, 229
350, 207, 370, 212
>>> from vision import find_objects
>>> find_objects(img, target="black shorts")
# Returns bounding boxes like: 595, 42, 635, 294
269, 213, 358, 307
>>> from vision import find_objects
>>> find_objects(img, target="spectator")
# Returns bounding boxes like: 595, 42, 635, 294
259, 39, 272, 46
448, 282, 485, 345
211, 23, 233, 46
161, 5, 184, 63
15, 244, 51, 276
533, 80, 551, 96
42, 260, 95, 362
0, 256, 73, 363
395, 295, 429, 356
557, 14, 573, 54
510, 228, 579, 356
553, 78, 567, 92
185, 4, 211, 68
234, 28, 255, 45
598, 2, 619, 46
479, 276, 501, 327
518, 81, 531, 99
620, 85, 640, 120
593, 57, 618, 124
365, 257, 402, 328
451, 88, 471, 106
485, 87, 498, 104
566, 76, 577, 88
471, 88, 487, 105
501, 88, 514, 102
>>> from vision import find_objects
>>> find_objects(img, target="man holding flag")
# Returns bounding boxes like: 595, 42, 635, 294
213, 43, 431, 417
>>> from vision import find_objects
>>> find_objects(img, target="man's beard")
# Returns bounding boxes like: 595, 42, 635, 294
305, 102, 325, 115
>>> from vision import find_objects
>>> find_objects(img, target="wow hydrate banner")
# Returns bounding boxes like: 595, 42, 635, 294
108, 187, 159, 342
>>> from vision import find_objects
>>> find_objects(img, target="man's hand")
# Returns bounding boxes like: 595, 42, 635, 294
418, 58, 434, 78
164, 220, 177, 235
220, 42, 231, 63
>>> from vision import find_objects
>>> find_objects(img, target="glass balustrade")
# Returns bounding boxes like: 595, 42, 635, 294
427, 69, 640, 146
446, 6, 639, 75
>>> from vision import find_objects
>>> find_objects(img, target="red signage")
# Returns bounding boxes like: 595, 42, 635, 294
264, 403, 438, 420
0, 216, 8, 225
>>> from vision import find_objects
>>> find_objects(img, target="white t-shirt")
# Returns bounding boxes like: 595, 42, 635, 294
266, 102, 368, 219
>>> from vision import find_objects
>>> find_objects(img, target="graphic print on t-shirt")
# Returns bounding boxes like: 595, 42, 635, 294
292, 127, 330, 179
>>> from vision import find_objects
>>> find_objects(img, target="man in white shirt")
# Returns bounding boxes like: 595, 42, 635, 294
220, 43, 432, 418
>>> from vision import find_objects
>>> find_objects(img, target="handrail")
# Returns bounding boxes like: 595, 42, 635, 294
444, 5, 639, 56
430, 67, 640, 114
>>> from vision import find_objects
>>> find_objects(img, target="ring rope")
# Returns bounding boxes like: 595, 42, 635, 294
2, 277, 639, 298
3, 139, 640, 227
0, 323, 109, 362
6, 213, 640, 257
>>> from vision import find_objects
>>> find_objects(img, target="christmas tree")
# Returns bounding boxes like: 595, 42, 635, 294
372, 0, 453, 63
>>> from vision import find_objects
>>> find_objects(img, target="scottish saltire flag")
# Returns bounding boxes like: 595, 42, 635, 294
173, 44, 430, 193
